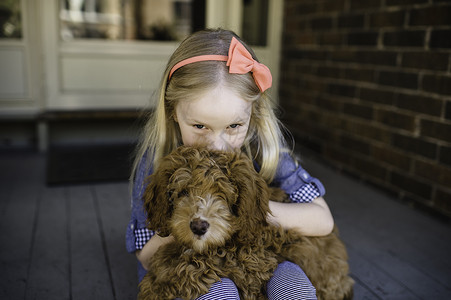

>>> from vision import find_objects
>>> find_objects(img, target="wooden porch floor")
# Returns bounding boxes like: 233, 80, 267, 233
0, 150, 450, 299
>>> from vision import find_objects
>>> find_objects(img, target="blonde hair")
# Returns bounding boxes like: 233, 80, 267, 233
131, 28, 291, 190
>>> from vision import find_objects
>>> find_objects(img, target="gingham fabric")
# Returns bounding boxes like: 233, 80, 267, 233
134, 228, 155, 250
290, 183, 321, 203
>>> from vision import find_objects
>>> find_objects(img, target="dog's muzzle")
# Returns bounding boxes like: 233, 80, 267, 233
190, 218, 210, 236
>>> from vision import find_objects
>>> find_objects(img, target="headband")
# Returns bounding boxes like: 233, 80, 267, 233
168, 37, 272, 92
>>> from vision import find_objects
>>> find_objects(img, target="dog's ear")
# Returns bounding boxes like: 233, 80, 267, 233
143, 173, 172, 237
142, 146, 194, 237
227, 152, 271, 233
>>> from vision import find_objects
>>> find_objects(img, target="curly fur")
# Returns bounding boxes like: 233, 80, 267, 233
138, 146, 354, 300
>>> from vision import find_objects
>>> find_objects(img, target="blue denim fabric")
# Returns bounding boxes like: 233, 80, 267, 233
272, 152, 325, 197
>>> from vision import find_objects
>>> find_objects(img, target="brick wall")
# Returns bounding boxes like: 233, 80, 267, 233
279, 0, 451, 218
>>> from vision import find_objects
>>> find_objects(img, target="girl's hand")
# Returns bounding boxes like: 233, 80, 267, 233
267, 197, 334, 236
136, 234, 175, 270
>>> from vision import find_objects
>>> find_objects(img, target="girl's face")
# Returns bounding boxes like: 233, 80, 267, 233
174, 86, 252, 150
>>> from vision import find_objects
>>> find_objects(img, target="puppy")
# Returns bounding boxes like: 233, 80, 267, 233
138, 146, 354, 300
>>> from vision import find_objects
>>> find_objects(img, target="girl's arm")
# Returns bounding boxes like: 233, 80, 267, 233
136, 234, 174, 270
267, 197, 334, 236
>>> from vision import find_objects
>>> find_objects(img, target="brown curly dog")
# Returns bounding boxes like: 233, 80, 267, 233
138, 146, 354, 300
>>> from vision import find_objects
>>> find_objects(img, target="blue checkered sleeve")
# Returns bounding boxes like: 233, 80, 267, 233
134, 228, 156, 250
289, 183, 321, 203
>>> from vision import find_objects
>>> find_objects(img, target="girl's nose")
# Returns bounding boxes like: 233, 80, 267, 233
209, 135, 228, 150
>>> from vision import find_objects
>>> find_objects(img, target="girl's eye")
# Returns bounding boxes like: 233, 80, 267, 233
194, 124, 205, 129
229, 124, 240, 129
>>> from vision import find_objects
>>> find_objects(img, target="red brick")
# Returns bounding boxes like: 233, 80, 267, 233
338, 14, 366, 28
324, 144, 353, 165
352, 155, 388, 181
343, 119, 392, 143
430, 29, 451, 49
372, 145, 412, 170
340, 134, 371, 155
434, 188, 451, 217
317, 65, 343, 79
320, 112, 344, 128
327, 83, 357, 98
396, 93, 443, 117
318, 32, 344, 46
343, 102, 374, 119
350, 0, 382, 10
296, 63, 317, 76
392, 133, 438, 159
295, 3, 319, 15
310, 17, 333, 30
439, 145, 451, 166
316, 95, 343, 112
369, 11, 406, 27
409, 5, 451, 26
343, 67, 375, 83
414, 159, 451, 186
347, 31, 379, 46
390, 171, 433, 199
283, 49, 329, 61
329, 50, 398, 66
295, 32, 317, 45
280, 0, 451, 218
386, 0, 427, 5
401, 52, 449, 71
446, 101, 451, 120
375, 108, 416, 131
301, 78, 327, 93
422, 74, 451, 96
383, 30, 426, 47
360, 88, 396, 105
420, 119, 451, 142
379, 71, 419, 90
318, 0, 346, 13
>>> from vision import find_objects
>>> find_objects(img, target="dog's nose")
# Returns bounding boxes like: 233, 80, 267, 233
190, 218, 209, 236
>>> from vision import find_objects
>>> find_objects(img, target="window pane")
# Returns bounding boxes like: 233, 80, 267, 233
60, 0, 205, 41
242, 0, 268, 46
0, 0, 22, 39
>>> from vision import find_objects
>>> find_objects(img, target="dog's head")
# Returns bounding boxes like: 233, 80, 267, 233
143, 145, 271, 253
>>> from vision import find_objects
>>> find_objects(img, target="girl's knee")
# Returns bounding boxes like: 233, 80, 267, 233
267, 261, 317, 300
196, 278, 240, 300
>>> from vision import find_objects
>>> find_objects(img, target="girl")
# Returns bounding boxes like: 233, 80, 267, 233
126, 28, 334, 299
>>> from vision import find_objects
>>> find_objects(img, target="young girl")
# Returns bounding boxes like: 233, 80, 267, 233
126, 28, 334, 299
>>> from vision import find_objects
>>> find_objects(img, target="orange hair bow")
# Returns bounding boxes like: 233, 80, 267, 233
168, 37, 272, 92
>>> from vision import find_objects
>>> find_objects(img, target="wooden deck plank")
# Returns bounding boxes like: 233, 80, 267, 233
0, 153, 44, 299
351, 280, 382, 300
351, 240, 448, 299
331, 188, 451, 293
327, 181, 451, 260
344, 215, 451, 289
346, 246, 420, 300
25, 186, 70, 300
93, 183, 138, 299
305, 156, 451, 258
0, 182, 39, 299
0, 183, 12, 228
68, 185, 115, 300
303, 156, 451, 299
1, 151, 451, 299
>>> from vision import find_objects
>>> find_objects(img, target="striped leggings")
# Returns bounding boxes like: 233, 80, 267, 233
195, 261, 317, 300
